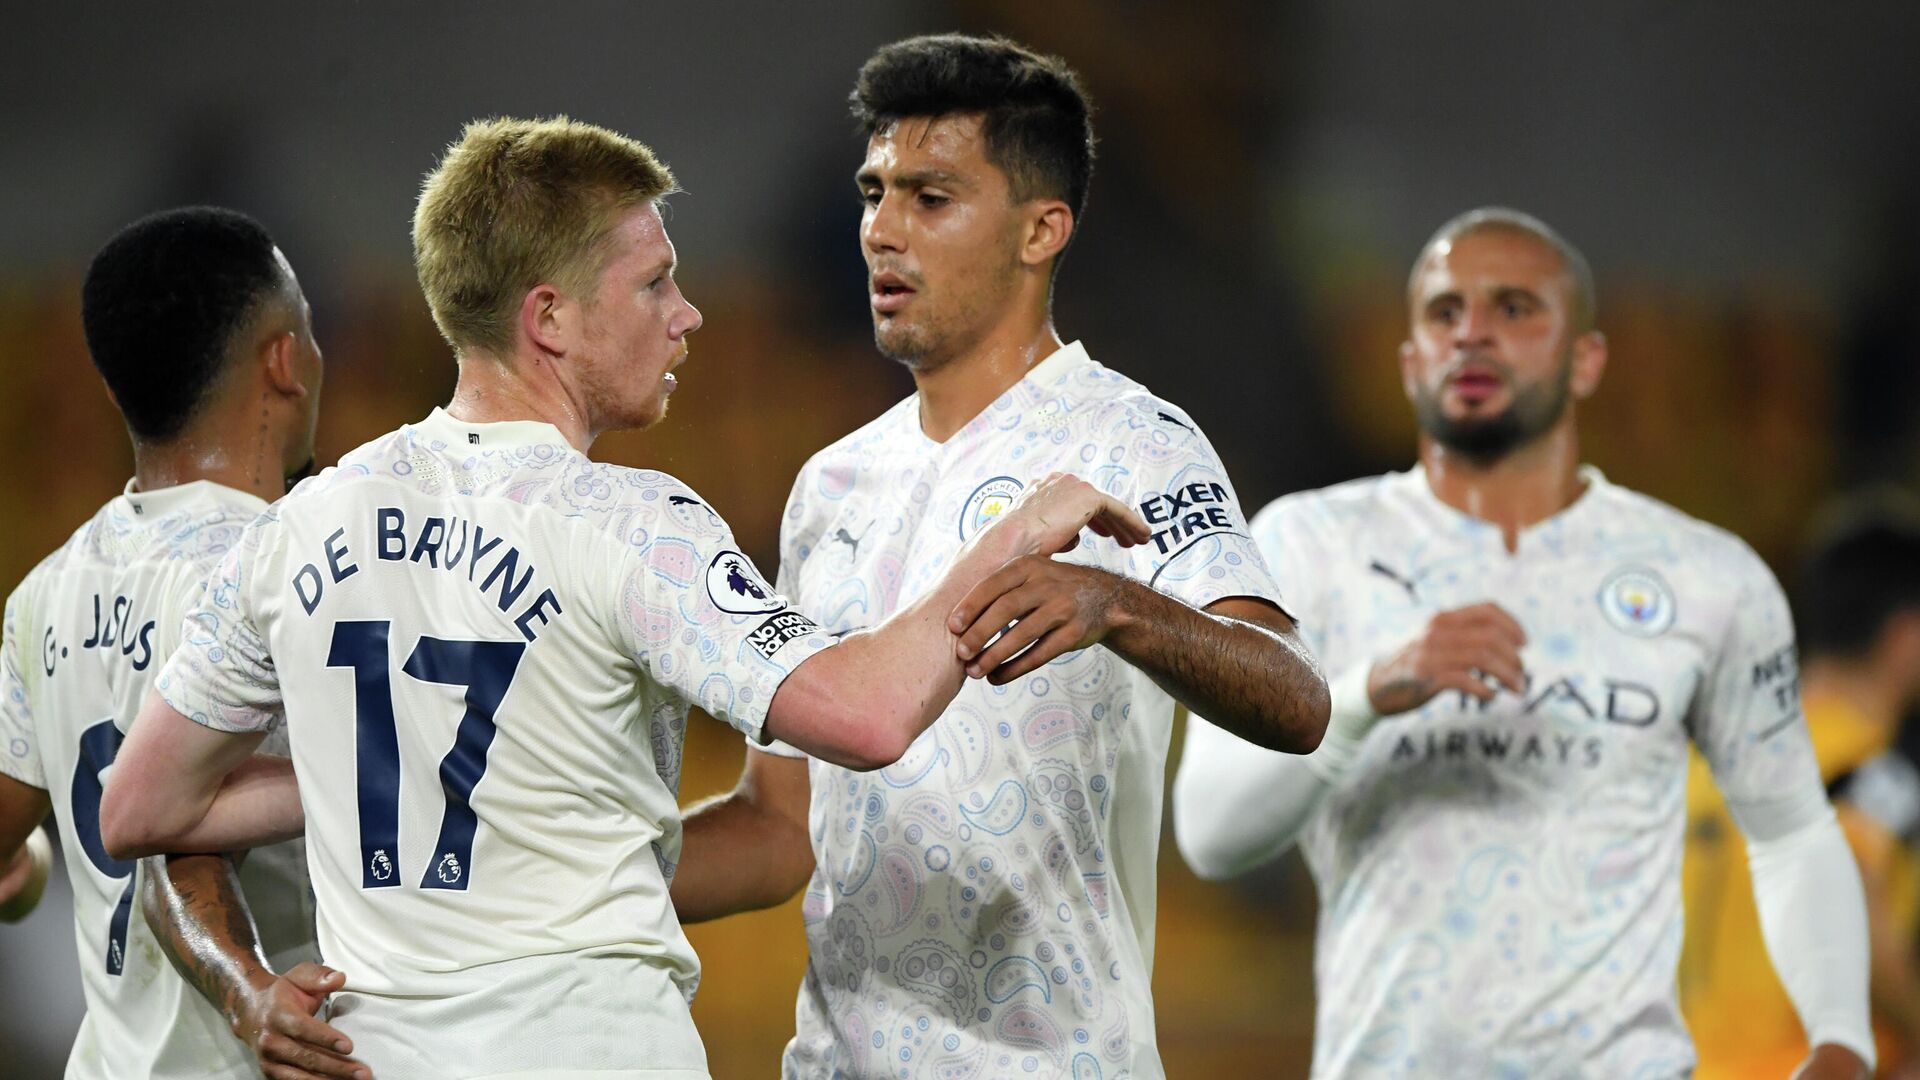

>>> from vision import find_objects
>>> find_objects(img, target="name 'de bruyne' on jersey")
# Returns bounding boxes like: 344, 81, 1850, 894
288, 507, 563, 641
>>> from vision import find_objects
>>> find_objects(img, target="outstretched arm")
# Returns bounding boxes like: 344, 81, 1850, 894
101, 690, 303, 858
672, 749, 814, 923
766, 474, 1150, 770
948, 559, 1327, 753
142, 853, 368, 1080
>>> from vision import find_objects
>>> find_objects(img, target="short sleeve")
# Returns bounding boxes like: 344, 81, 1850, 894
753, 470, 818, 759
1248, 494, 1333, 659
612, 482, 834, 743
155, 528, 284, 734
0, 587, 44, 788
1117, 409, 1284, 615
1688, 542, 1826, 840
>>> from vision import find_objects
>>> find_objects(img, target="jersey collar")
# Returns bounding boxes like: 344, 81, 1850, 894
117, 477, 269, 519
412, 407, 573, 453
1407, 463, 1612, 554
915, 340, 1096, 448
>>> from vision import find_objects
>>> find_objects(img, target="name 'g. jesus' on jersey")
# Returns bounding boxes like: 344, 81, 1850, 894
155, 409, 832, 1080
1, 480, 316, 1080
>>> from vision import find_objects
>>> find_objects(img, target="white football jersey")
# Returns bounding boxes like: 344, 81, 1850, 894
762, 342, 1283, 1079
0, 479, 316, 1079
156, 409, 832, 1079
1246, 467, 1820, 1078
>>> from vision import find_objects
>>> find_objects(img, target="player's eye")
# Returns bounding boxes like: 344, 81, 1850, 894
860, 188, 882, 207
918, 191, 950, 209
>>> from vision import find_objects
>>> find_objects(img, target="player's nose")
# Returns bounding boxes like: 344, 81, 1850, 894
863, 192, 906, 253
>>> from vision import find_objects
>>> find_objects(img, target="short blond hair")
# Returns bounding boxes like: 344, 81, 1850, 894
413, 116, 677, 354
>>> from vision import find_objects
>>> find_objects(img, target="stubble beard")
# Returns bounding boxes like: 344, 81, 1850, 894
1414, 350, 1574, 464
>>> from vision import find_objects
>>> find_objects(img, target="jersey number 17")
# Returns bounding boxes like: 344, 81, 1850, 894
327, 620, 525, 892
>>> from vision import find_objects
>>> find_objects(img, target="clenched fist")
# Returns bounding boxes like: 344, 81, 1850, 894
1366, 603, 1527, 716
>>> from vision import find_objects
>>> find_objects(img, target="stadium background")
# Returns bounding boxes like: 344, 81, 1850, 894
3, 2, 1918, 1075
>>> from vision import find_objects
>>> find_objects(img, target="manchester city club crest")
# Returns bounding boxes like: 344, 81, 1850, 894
958, 475, 1024, 540
1597, 566, 1676, 637
706, 550, 785, 614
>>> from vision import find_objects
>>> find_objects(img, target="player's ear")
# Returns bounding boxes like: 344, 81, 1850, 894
1398, 339, 1420, 402
1569, 330, 1607, 400
520, 284, 570, 358
1020, 200, 1073, 270
261, 330, 307, 399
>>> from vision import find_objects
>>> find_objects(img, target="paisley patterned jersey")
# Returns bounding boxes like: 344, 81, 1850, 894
1250, 467, 1823, 1079
156, 408, 831, 1079
762, 342, 1284, 1079
0, 480, 316, 1079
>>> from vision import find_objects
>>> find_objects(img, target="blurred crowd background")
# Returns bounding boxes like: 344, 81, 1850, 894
4, 2, 1920, 1075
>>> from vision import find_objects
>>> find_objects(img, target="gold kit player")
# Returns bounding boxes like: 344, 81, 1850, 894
669, 35, 1329, 1079
1174, 209, 1874, 1079
96, 117, 1148, 1080
0, 207, 341, 1078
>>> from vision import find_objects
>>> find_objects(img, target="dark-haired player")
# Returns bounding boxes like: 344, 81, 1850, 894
0, 207, 337, 1078
1174, 208, 1873, 1078
97, 117, 1146, 1079
670, 34, 1328, 1078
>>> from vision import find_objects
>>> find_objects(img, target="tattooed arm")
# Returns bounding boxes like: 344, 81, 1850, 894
141, 853, 370, 1080
948, 562, 1330, 753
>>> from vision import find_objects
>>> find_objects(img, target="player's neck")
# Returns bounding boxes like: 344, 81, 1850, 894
1418, 421, 1584, 553
1802, 658, 1906, 731
447, 349, 593, 452
912, 319, 1063, 443
130, 420, 289, 504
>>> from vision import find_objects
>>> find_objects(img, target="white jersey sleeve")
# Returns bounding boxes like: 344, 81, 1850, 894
607, 479, 830, 743
0, 586, 45, 787
1686, 539, 1826, 841
155, 523, 283, 735
1119, 406, 1283, 614
747, 465, 821, 760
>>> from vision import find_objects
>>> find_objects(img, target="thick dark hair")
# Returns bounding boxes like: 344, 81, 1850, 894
1796, 494, 1920, 658
851, 33, 1095, 233
81, 206, 285, 442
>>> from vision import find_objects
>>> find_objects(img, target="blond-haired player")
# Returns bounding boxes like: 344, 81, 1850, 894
98, 117, 1147, 1079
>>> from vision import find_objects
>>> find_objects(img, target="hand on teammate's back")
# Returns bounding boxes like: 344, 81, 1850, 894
237, 962, 370, 1080
1366, 602, 1528, 715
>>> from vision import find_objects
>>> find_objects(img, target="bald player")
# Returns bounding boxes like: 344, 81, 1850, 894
1174, 208, 1874, 1079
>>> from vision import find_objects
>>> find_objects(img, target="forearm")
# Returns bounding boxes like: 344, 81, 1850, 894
673, 783, 816, 923
107, 753, 303, 858
1747, 808, 1877, 1070
1106, 585, 1328, 753
769, 517, 1031, 767
140, 853, 273, 1029
0, 827, 53, 922
1173, 714, 1331, 879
